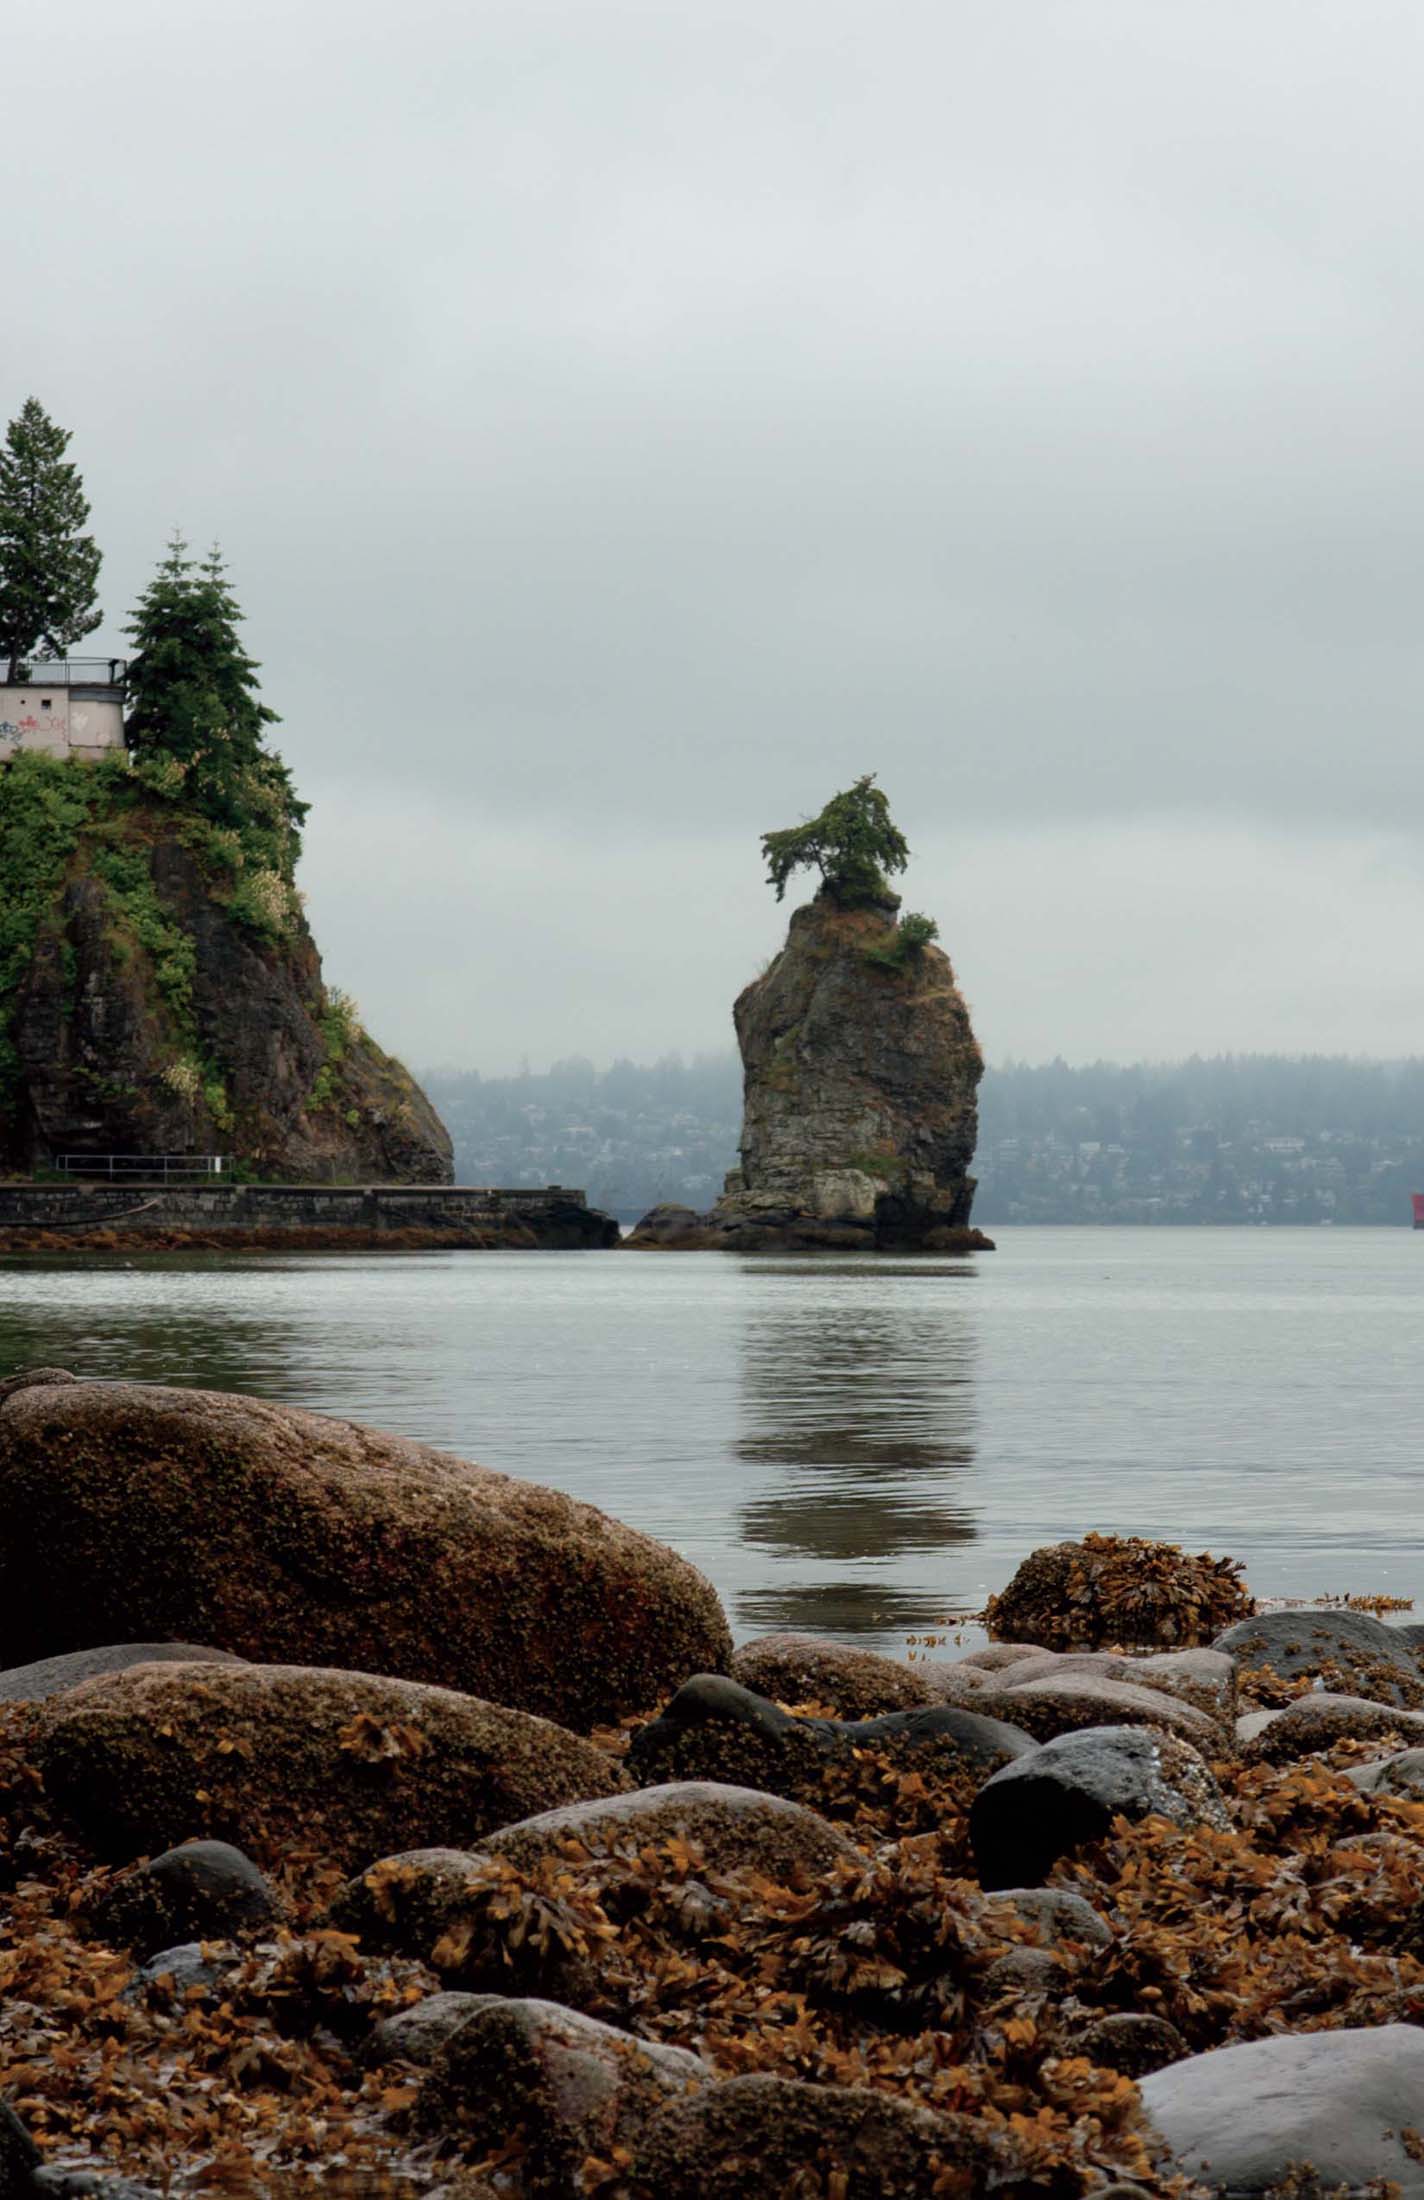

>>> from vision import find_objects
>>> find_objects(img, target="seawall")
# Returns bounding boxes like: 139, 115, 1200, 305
0, 1182, 619, 1252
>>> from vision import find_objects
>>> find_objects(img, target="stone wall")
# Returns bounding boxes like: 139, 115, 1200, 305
0, 1182, 614, 1248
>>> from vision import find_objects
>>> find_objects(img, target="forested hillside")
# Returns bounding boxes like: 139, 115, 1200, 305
423, 1054, 1424, 1224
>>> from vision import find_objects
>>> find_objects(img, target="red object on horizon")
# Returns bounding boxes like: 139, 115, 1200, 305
1414, 1193, 1424, 1229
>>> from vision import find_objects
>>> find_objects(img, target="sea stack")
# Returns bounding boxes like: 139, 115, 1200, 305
713, 884, 988, 1250
629, 776, 992, 1252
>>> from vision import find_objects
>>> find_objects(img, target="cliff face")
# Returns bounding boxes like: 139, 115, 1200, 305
0, 768, 451, 1181
713, 889, 987, 1249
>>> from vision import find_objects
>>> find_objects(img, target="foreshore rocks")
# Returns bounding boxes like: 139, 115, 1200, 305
626, 888, 993, 1253
0, 1373, 730, 1728
10, 1426, 1424, 2196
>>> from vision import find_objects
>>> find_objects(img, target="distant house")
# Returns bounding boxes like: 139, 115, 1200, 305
0, 658, 126, 765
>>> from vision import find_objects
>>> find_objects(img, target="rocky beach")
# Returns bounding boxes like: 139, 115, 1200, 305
2, 1372, 1424, 2196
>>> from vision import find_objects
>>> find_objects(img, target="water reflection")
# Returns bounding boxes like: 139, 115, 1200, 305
0, 1256, 311, 1397
732, 1261, 979, 1637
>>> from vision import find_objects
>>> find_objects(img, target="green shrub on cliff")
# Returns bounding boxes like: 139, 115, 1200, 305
864, 910, 940, 970
761, 775, 910, 907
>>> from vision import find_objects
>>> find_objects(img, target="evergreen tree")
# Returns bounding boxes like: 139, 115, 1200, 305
761, 774, 911, 905
125, 536, 307, 854
0, 397, 102, 680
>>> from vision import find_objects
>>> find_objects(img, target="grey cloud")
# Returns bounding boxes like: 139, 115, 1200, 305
9, 0, 1424, 1062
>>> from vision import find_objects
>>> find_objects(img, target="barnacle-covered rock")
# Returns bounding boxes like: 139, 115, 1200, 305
36, 1661, 628, 1871
632, 2071, 1007, 2199
988, 1670, 1225, 1749
0, 1376, 731, 1728
729, 1633, 942, 1718
984, 1534, 1252, 1651
1238, 1690, 1424, 1764
418, 1997, 709, 2193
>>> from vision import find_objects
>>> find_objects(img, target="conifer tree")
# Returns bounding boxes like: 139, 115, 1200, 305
125, 536, 306, 854
0, 397, 102, 680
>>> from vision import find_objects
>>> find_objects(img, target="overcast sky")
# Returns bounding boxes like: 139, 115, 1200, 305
13, 0, 1424, 1071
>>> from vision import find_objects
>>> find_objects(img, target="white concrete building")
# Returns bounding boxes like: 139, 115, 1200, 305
0, 659, 126, 764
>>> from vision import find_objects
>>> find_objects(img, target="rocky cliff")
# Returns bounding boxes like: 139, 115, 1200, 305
0, 756, 451, 1180
630, 888, 991, 1251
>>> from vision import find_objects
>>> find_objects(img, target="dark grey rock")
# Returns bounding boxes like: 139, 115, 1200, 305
970, 1724, 1228, 1890
629, 1674, 1034, 1799
982, 1946, 1064, 1994
1139, 2023, 1424, 2195
836, 1703, 1038, 1771
0, 1642, 243, 1705
1214, 1607, 1424, 1707
364, 1990, 504, 2068
83, 1839, 278, 1958
632, 2071, 1002, 2199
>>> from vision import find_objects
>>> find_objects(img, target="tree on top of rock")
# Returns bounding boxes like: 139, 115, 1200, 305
760, 775, 910, 907
0, 397, 103, 682
124, 536, 307, 858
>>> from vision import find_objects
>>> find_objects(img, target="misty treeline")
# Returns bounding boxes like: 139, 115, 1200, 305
422, 1053, 1424, 1222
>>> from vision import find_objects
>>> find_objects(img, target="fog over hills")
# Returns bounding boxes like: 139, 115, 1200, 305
422, 1054, 1424, 1225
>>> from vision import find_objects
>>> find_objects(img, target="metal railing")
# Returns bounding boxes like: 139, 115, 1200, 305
53, 1154, 229, 1184
2, 658, 127, 689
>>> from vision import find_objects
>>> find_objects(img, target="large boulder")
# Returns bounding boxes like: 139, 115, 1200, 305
1215, 1606, 1424, 1708
36, 1661, 628, 1870
970, 1725, 1229, 1889
0, 1375, 731, 1728
1140, 2025, 1424, 2195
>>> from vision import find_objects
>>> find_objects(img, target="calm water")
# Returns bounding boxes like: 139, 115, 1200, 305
1, 1227, 1421, 1651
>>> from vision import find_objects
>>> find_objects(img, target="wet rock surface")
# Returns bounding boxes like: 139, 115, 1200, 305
729, 1631, 943, 1717
0, 1375, 731, 1727
480, 1779, 862, 1881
